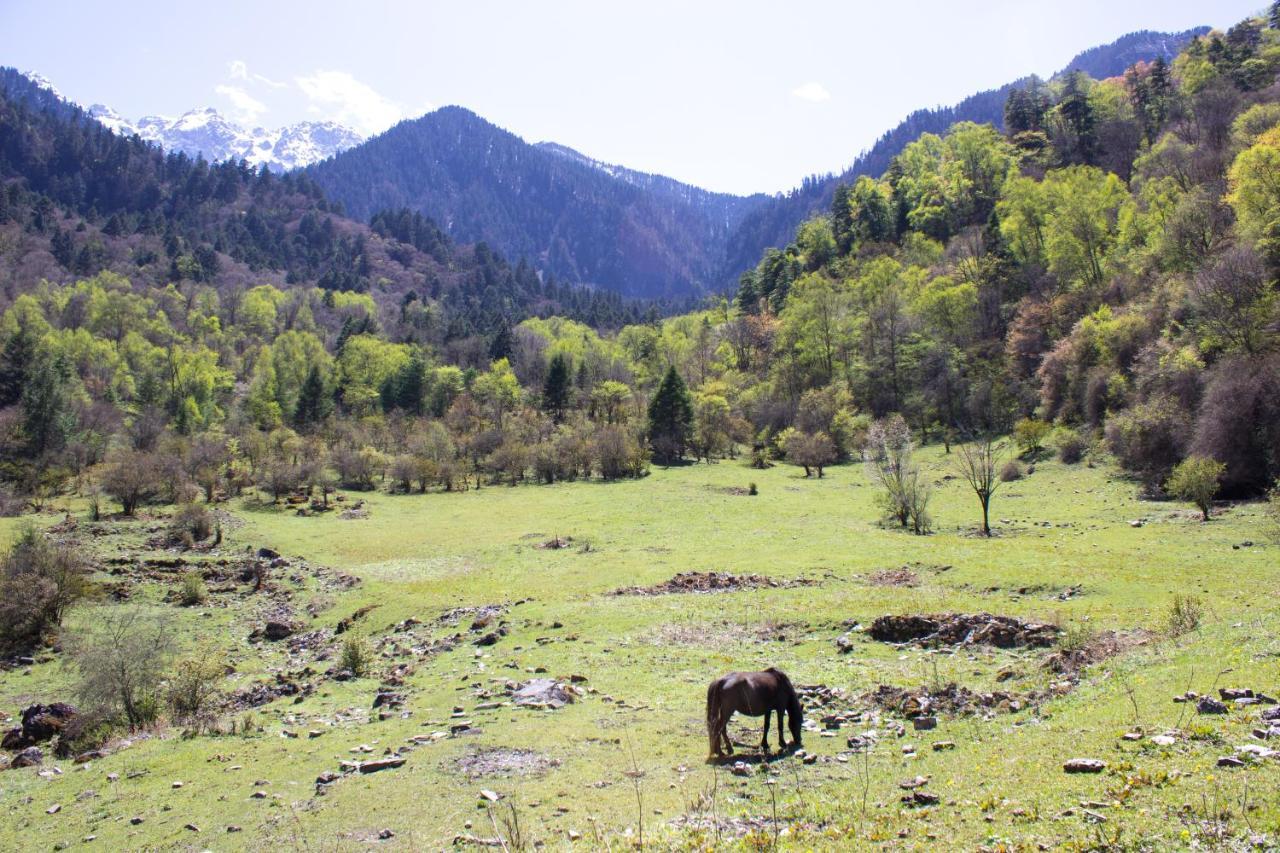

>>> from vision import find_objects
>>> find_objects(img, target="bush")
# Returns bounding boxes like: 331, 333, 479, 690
178, 572, 207, 606
166, 650, 225, 730
1051, 427, 1087, 464
999, 460, 1024, 482
170, 503, 214, 545
100, 449, 163, 515
1013, 418, 1051, 456
0, 526, 90, 652
786, 430, 836, 478
1166, 455, 1226, 521
70, 608, 176, 729
1104, 395, 1191, 493
748, 482, 758, 496
340, 635, 372, 678
1166, 594, 1204, 637
1189, 353, 1280, 497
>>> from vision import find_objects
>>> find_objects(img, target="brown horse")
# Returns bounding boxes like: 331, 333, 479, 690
706, 667, 803, 758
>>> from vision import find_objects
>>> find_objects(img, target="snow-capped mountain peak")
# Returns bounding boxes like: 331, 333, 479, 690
28, 72, 361, 171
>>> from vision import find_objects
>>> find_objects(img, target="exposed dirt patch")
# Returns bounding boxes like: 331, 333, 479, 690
536, 536, 574, 549
455, 747, 556, 778
869, 613, 1059, 648
613, 572, 816, 596
866, 567, 919, 587
644, 620, 807, 648
670, 814, 819, 840
1044, 629, 1154, 678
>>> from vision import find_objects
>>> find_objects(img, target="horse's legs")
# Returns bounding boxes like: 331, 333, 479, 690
777, 707, 786, 748
760, 709, 770, 751
722, 712, 734, 755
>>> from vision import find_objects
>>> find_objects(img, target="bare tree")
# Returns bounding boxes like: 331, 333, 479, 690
955, 436, 1008, 536
69, 608, 176, 728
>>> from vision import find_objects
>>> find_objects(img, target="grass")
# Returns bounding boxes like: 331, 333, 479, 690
1, 445, 1278, 849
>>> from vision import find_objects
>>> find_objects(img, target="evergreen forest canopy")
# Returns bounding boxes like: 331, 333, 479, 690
0, 11, 1279, 513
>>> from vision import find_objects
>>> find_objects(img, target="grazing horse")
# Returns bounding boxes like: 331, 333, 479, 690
706, 667, 803, 758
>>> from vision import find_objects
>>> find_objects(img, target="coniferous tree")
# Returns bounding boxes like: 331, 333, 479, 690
489, 320, 514, 361
0, 328, 34, 409
543, 353, 571, 421
647, 366, 694, 464
294, 366, 330, 429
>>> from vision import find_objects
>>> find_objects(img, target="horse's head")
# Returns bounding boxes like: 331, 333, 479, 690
787, 691, 803, 745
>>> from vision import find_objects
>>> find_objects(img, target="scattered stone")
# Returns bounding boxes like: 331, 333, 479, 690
1063, 758, 1106, 773
932, 741, 955, 752
612, 571, 816, 596
356, 757, 406, 774
730, 762, 752, 777
1217, 756, 1246, 768
902, 790, 940, 807
257, 620, 296, 641
226, 826, 242, 833
479, 789, 501, 802
316, 772, 339, 786
46, 804, 60, 814
1198, 697, 1229, 715
899, 775, 929, 790
2, 703, 78, 749
171, 781, 183, 789
129, 816, 144, 825
1121, 731, 1143, 741
912, 716, 937, 731
1220, 688, 1254, 701
184, 824, 200, 832
378, 829, 395, 840
250, 790, 268, 799
1151, 734, 1176, 747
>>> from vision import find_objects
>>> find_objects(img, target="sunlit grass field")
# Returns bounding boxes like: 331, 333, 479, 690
1, 446, 1278, 850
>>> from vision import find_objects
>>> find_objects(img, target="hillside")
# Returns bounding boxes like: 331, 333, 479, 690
308, 106, 770, 300
718, 28, 1210, 282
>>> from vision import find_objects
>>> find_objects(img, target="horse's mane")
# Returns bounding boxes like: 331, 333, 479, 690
765, 666, 796, 695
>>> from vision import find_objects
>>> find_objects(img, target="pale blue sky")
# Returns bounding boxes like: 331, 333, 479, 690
0, 1, 1261, 194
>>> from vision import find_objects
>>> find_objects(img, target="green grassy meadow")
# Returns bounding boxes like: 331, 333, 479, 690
1, 447, 1278, 850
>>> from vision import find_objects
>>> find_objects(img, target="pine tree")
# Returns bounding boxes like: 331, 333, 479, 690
293, 365, 330, 429
489, 320, 514, 361
1272, 0, 1280, 31
543, 353, 571, 421
0, 327, 34, 408
647, 366, 694, 464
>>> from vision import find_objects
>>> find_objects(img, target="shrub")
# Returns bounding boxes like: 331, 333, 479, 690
786, 430, 836, 478
170, 503, 214, 545
1166, 455, 1226, 521
339, 635, 372, 678
1189, 353, 1280, 497
52, 708, 117, 758
0, 527, 90, 652
166, 650, 226, 730
1051, 427, 1087, 464
999, 460, 1024, 482
1166, 594, 1204, 637
1104, 395, 1191, 493
100, 449, 163, 515
748, 482, 758, 496
1013, 418, 1051, 456
178, 572, 207, 606
70, 608, 176, 729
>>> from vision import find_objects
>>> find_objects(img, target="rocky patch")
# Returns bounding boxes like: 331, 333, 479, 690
869, 613, 1059, 648
613, 572, 817, 596
455, 747, 557, 778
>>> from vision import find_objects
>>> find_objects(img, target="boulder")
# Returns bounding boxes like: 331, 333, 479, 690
1063, 758, 1106, 773
260, 621, 295, 641
1197, 697, 1229, 715
512, 679, 573, 709
11, 746, 42, 768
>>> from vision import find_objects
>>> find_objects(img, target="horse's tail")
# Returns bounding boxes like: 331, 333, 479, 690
706, 678, 723, 754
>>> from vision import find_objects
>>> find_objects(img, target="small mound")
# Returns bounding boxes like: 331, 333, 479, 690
869, 613, 1059, 648
456, 747, 555, 778
613, 571, 816, 596
867, 567, 919, 587
1044, 629, 1153, 678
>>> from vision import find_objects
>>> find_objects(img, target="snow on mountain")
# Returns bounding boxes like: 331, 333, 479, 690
19, 71, 361, 171
87, 104, 364, 171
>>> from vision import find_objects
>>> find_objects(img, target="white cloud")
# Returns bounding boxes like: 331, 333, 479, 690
295, 70, 406, 136
214, 84, 267, 125
228, 58, 287, 89
791, 82, 831, 103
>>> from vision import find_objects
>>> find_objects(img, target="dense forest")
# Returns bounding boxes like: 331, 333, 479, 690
0, 12, 1277, 522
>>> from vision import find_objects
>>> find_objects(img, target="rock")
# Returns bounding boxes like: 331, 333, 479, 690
868, 612, 1058, 648
1121, 731, 1143, 741
372, 692, 404, 709
315, 772, 339, 786
226, 826, 242, 833
931, 741, 955, 751
1, 728, 26, 750
356, 757, 406, 774
1220, 688, 1254, 700
256, 547, 280, 559
730, 761, 752, 777
171, 781, 183, 789
46, 804, 60, 814
250, 790, 268, 799
1063, 758, 1106, 773
4, 703, 78, 749
1198, 697, 1229, 715
1129, 520, 1144, 528
378, 829, 395, 840
902, 790, 940, 807
11, 746, 42, 768
1151, 735, 1176, 746
1263, 707, 1280, 722
184, 824, 200, 832
259, 621, 295, 641
898, 775, 929, 790
1217, 756, 1246, 768
479, 789, 501, 802
129, 816, 144, 825
74, 750, 106, 763
912, 716, 937, 731
512, 679, 574, 709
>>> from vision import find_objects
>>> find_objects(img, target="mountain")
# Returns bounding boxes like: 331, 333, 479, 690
0, 67, 652, 339
87, 105, 363, 171
308, 107, 772, 300
718, 27, 1210, 281
18, 72, 363, 171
